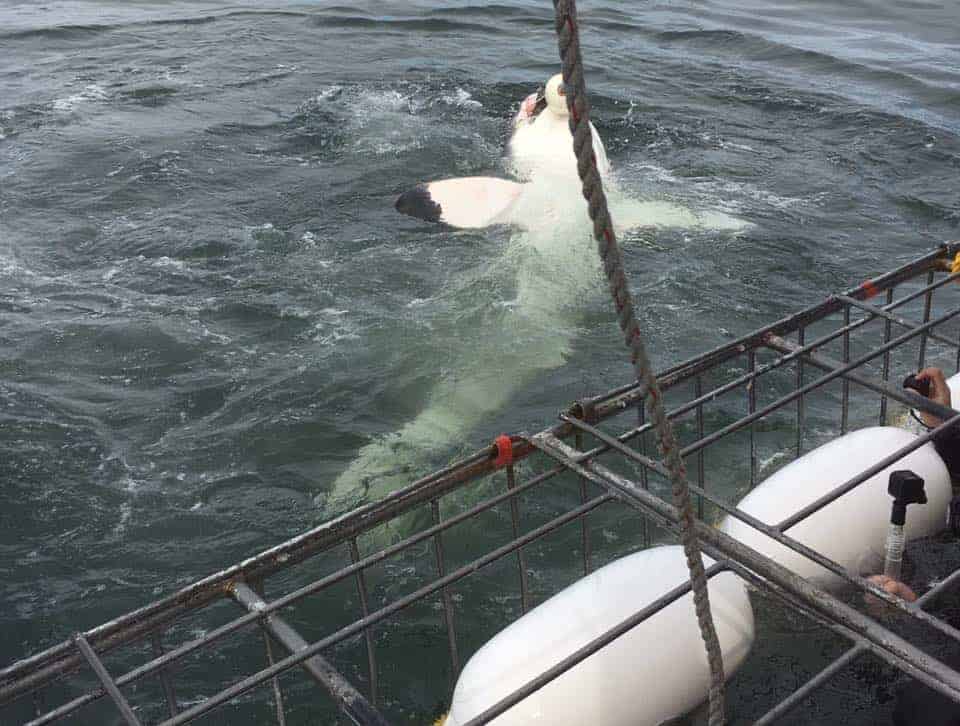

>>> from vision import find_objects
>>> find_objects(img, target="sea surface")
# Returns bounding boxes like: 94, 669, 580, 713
2, 1, 960, 724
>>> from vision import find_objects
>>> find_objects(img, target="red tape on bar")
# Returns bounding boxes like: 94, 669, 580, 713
493, 434, 513, 468
861, 279, 879, 299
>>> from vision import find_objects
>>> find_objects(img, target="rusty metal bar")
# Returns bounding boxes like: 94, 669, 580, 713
957, 314, 960, 373
796, 325, 806, 456
919, 269, 936, 370
879, 287, 895, 425
574, 432, 593, 576
637, 403, 650, 547
506, 464, 532, 612
431, 499, 460, 678
262, 629, 287, 726
589, 305, 889, 494
231, 582, 390, 726
837, 293, 959, 351
748, 350, 758, 487
574, 247, 960, 422
765, 334, 957, 425
676, 304, 960, 461
695, 376, 706, 519
150, 632, 178, 718
349, 539, 378, 707
841, 303, 851, 434
158, 493, 615, 726
73, 635, 142, 726
248, 577, 286, 726
593, 292, 957, 478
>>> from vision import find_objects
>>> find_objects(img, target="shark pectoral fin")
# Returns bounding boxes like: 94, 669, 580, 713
395, 177, 525, 229
610, 199, 749, 236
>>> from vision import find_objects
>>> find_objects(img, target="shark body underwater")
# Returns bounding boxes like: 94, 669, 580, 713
322, 74, 746, 519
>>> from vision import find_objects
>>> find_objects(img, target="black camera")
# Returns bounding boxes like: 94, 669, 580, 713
950, 496, 960, 538
903, 373, 932, 398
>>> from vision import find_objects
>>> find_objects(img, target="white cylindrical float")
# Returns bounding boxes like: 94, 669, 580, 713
909, 370, 960, 423
444, 545, 754, 726
720, 426, 951, 586
944, 371, 960, 408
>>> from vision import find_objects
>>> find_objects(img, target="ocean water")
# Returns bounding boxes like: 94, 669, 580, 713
2, 1, 959, 723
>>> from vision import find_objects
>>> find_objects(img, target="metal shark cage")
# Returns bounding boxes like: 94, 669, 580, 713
6, 242, 960, 725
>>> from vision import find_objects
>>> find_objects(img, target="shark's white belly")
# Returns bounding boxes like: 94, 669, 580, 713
508, 112, 610, 182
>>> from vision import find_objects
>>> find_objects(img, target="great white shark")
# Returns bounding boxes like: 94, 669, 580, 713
322, 74, 746, 518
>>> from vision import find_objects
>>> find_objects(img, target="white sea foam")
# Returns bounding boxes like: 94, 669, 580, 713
309, 86, 433, 157
354, 89, 415, 117
111, 501, 133, 538
759, 450, 790, 475
312, 85, 343, 103
51, 84, 108, 112
0, 245, 38, 280
198, 324, 231, 345
152, 256, 186, 270
440, 87, 482, 109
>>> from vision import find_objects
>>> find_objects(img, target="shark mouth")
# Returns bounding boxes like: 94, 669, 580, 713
532, 84, 547, 116
514, 84, 547, 127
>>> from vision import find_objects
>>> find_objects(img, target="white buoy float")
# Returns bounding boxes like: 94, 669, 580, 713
443, 545, 754, 726
720, 426, 951, 586
909, 370, 960, 422
945, 371, 960, 408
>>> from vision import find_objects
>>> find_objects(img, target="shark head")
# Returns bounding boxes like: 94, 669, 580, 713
514, 74, 570, 129
543, 73, 568, 117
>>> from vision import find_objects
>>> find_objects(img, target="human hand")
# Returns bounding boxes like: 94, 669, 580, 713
864, 574, 918, 617
916, 367, 952, 428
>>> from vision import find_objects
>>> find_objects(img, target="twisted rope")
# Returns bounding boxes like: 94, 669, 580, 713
551, 2, 726, 723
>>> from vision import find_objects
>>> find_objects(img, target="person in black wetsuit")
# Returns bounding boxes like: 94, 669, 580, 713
918, 367, 960, 479
868, 367, 960, 725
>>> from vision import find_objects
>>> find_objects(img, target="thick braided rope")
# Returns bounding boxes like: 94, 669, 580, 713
552, 2, 726, 722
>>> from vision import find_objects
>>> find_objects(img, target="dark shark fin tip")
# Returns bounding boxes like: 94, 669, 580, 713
395, 184, 442, 223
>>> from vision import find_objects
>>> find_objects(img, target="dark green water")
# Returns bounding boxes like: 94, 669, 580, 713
2, 1, 960, 723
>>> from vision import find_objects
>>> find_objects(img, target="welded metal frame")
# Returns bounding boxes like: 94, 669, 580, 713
4, 242, 960, 725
